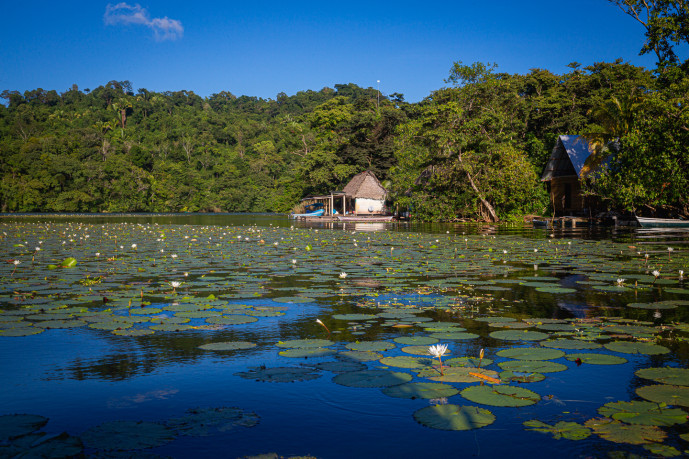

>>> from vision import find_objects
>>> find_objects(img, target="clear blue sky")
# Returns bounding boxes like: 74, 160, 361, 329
1, 1, 657, 103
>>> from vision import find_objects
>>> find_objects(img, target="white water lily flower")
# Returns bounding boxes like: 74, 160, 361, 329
291, 259, 297, 264
502, 250, 507, 254
616, 278, 625, 286
669, 247, 674, 252
428, 344, 449, 358
339, 272, 347, 279
171, 254, 178, 258
95, 252, 100, 257
131, 244, 137, 249
652, 270, 661, 277
13, 260, 21, 266
170, 281, 181, 288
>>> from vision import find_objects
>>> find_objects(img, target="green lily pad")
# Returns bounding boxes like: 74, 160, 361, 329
636, 385, 689, 407
167, 407, 259, 436
499, 371, 546, 383
10, 431, 84, 457
206, 315, 258, 325
382, 382, 459, 399
429, 331, 480, 340
584, 417, 666, 444
112, 328, 155, 336
332, 314, 377, 320
642, 443, 683, 457
393, 336, 439, 346
498, 360, 568, 373
604, 341, 670, 355
535, 286, 577, 294
379, 355, 434, 369
636, 367, 689, 386
598, 400, 688, 426
81, 421, 174, 451
417, 366, 500, 383
198, 341, 257, 351
344, 341, 395, 352
496, 347, 565, 360
0, 414, 48, 442
523, 420, 591, 440
540, 339, 602, 350
279, 348, 337, 358
338, 350, 384, 362
275, 339, 334, 349
312, 361, 367, 373
564, 353, 628, 365
445, 357, 493, 368
413, 404, 496, 431
489, 330, 549, 341
460, 385, 540, 407
234, 366, 321, 382
332, 370, 412, 388
0, 327, 45, 337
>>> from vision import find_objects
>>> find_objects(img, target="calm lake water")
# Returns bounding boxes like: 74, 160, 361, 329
1, 213, 688, 458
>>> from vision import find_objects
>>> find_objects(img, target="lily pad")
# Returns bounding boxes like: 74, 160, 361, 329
496, 347, 565, 360
332, 370, 412, 388
564, 353, 628, 365
636, 367, 689, 386
499, 371, 546, 383
312, 361, 367, 373
604, 341, 670, 355
523, 420, 591, 440
275, 339, 334, 349
279, 348, 337, 358
81, 421, 175, 451
393, 336, 439, 346
413, 404, 496, 431
460, 385, 540, 407
167, 407, 259, 436
489, 330, 549, 341
382, 382, 459, 399
0, 414, 48, 442
344, 341, 395, 352
417, 366, 500, 383
234, 366, 321, 383
379, 355, 434, 369
598, 400, 687, 426
540, 339, 602, 350
498, 360, 568, 373
636, 385, 689, 407
198, 341, 257, 351
338, 350, 383, 362
584, 417, 666, 444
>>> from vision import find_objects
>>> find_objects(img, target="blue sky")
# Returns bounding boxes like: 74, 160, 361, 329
1, 1, 658, 103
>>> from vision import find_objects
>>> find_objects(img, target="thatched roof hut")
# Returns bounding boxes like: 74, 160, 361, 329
343, 171, 387, 200
342, 171, 388, 215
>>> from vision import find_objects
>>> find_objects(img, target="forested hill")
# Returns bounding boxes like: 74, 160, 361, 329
1, 60, 687, 219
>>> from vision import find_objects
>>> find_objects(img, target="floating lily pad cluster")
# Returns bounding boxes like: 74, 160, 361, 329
1, 219, 689, 455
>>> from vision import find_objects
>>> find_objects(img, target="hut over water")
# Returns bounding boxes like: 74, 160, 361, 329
343, 171, 388, 215
541, 135, 600, 216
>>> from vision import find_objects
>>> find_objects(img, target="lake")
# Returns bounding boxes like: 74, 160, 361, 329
1, 214, 688, 458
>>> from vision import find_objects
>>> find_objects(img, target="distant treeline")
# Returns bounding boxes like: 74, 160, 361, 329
1, 59, 687, 219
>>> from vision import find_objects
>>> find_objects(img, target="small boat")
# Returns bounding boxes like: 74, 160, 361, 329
336, 215, 394, 222
636, 216, 689, 228
289, 203, 326, 219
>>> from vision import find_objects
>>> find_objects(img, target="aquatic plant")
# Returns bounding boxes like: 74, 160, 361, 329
428, 344, 449, 375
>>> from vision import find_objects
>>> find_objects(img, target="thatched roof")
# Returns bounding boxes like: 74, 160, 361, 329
343, 171, 387, 200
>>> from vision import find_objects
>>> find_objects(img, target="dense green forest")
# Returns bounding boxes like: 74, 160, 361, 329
1, 1, 687, 220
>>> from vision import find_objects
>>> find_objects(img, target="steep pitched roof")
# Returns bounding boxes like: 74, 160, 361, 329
541, 135, 594, 181
343, 171, 387, 200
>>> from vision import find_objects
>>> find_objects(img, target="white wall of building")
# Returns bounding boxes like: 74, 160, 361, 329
355, 198, 385, 214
